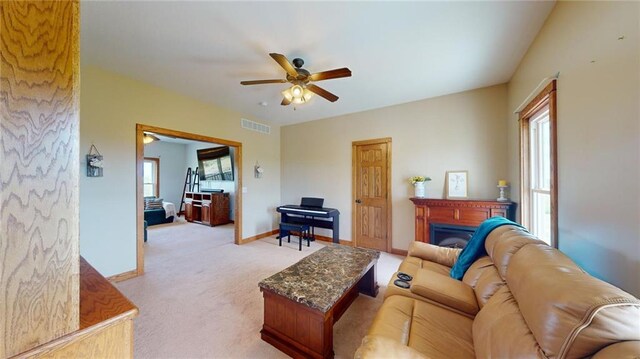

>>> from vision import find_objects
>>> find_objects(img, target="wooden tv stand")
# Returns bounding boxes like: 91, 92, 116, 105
184, 192, 231, 226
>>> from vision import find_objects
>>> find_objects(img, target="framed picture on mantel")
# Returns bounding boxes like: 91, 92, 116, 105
446, 170, 468, 199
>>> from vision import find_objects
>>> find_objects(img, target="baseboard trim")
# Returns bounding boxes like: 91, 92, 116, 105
390, 248, 408, 256
241, 229, 278, 244
106, 269, 138, 283
239, 230, 354, 247
314, 235, 352, 246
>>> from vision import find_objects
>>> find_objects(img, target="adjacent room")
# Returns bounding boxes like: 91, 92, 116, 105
141, 130, 238, 266
2, 1, 639, 359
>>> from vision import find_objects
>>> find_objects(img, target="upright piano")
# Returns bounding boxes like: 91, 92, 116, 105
276, 197, 340, 243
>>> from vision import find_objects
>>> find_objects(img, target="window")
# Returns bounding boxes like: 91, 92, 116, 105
143, 157, 159, 197
520, 81, 557, 246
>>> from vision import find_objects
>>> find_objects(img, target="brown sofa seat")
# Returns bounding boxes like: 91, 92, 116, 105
358, 224, 640, 358
385, 268, 479, 318
385, 237, 506, 316
362, 295, 475, 359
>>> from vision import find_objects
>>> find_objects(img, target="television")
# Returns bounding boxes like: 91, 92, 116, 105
197, 146, 234, 181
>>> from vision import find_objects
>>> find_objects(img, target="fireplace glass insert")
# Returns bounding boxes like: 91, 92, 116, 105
430, 223, 477, 249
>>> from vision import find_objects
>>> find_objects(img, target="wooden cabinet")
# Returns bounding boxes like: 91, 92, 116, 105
202, 204, 211, 225
410, 198, 516, 243
184, 192, 231, 227
185, 202, 193, 222
210, 193, 231, 226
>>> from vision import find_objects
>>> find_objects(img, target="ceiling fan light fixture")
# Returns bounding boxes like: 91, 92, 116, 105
282, 85, 313, 105
282, 88, 293, 102
300, 88, 313, 103
291, 85, 303, 98
242, 53, 351, 106
143, 133, 160, 144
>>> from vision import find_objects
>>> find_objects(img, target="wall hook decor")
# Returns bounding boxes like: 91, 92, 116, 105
86, 144, 104, 177
255, 161, 264, 179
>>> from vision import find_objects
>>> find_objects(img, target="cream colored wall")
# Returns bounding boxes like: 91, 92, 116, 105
281, 84, 508, 250
80, 66, 281, 277
506, 1, 639, 295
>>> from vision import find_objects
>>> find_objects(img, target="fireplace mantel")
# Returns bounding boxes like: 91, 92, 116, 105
409, 198, 517, 244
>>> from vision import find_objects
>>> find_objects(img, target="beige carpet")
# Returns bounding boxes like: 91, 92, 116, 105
117, 221, 402, 359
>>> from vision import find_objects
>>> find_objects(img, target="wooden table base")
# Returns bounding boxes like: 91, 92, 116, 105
261, 264, 378, 359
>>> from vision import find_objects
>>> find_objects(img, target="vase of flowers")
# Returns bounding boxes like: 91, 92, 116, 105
409, 176, 431, 198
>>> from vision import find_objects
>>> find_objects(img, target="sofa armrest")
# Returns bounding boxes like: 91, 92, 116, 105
592, 341, 640, 358
410, 269, 479, 315
355, 335, 428, 359
408, 241, 461, 268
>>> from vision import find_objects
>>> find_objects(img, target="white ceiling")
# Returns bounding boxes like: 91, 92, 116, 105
81, 1, 555, 126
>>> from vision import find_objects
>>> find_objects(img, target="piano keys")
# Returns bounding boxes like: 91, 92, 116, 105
276, 197, 340, 243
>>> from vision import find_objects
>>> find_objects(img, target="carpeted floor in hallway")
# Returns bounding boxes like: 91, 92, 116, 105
116, 221, 403, 359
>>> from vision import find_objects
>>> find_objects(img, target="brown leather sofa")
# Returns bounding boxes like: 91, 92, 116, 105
355, 225, 640, 358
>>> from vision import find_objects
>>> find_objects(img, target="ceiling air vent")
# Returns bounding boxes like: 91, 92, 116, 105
241, 118, 270, 135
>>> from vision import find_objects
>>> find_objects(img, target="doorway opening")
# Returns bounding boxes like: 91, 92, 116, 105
135, 124, 243, 276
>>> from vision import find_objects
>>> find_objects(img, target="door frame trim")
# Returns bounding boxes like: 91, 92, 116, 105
351, 137, 392, 252
135, 124, 243, 276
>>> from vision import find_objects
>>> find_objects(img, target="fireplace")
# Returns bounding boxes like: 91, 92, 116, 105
409, 198, 516, 245
429, 223, 476, 249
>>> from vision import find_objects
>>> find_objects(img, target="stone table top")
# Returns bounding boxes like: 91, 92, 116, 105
259, 244, 380, 313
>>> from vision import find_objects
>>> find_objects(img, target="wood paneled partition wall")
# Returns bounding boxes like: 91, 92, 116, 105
0, 1, 80, 357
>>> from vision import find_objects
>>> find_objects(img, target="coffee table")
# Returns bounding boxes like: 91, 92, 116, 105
259, 244, 380, 359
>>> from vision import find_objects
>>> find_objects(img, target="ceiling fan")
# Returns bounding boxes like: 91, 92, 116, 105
240, 53, 352, 106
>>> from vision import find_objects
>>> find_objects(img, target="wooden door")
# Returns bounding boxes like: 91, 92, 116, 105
353, 138, 392, 252
185, 203, 193, 222
201, 204, 210, 225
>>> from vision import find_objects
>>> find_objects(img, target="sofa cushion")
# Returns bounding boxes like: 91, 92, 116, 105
506, 243, 640, 358
144, 197, 163, 210
398, 256, 451, 278
407, 241, 461, 267
472, 286, 545, 358
462, 256, 505, 308
384, 271, 475, 319
485, 225, 544, 280
355, 335, 427, 359
410, 270, 479, 316
592, 341, 640, 359
368, 295, 475, 359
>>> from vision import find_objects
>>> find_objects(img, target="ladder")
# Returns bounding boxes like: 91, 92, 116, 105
192, 167, 200, 193
178, 167, 199, 215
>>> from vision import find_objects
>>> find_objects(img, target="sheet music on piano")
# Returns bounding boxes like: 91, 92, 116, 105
276, 197, 340, 243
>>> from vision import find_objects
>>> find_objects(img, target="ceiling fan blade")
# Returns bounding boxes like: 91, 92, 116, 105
281, 97, 292, 106
309, 68, 352, 82
306, 84, 339, 102
240, 79, 287, 85
270, 53, 299, 78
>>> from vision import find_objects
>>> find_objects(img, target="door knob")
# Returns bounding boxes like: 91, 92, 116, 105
355, 199, 362, 204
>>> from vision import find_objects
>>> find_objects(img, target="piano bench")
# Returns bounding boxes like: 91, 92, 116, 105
279, 223, 311, 251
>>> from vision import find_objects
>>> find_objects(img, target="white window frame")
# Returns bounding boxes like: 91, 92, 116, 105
519, 81, 558, 247
529, 108, 551, 243
143, 157, 159, 198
